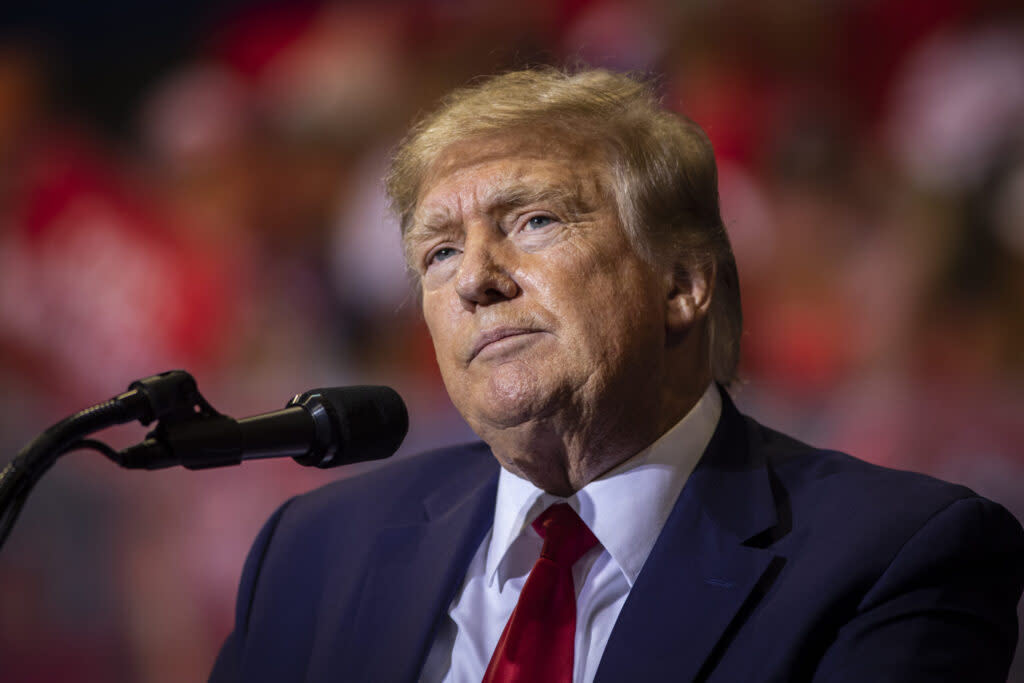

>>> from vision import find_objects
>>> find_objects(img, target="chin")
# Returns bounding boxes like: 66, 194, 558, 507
457, 379, 559, 434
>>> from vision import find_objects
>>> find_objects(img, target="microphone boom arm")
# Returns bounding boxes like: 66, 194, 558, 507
0, 370, 207, 550
0, 371, 408, 552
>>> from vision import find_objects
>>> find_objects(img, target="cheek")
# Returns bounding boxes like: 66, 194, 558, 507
422, 299, 458, 361
578, 273, 664, 356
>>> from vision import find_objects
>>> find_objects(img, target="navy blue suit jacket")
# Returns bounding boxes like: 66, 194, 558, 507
210, 393, 1024, 682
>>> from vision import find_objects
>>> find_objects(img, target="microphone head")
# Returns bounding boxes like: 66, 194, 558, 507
290, 386, 408, 468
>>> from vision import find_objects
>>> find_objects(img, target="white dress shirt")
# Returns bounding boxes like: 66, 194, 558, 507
419, 383, 722, 683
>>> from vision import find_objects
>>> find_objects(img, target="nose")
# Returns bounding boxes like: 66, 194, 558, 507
454, 224, 519, 308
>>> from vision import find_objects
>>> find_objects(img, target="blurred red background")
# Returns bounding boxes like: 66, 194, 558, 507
1, 1, 1023, 680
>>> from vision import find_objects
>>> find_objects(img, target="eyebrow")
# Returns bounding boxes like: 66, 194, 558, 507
412, 179, 591, 232
404, 169, 605, 262
404, 206, 458, 257
486, 184, 582, 214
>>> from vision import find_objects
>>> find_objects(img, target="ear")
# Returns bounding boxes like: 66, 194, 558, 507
665, 260, 714, 334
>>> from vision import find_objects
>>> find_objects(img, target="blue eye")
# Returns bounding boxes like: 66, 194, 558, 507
429, 247, 457, 265
526, 215, 555, 229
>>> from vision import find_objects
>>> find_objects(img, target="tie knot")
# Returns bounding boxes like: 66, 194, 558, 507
532, 503, 598, 567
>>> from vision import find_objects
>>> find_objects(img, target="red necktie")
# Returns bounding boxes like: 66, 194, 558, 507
482, 503, 599, 683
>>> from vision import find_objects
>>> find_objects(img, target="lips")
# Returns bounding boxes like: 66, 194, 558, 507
470, 327, 540, 360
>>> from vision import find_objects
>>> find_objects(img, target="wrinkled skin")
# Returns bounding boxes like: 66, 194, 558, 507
406, 138, 712, 495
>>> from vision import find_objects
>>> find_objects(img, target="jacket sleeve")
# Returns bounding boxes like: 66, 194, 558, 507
208, 498, 295, 683
812, 495, 1024, 682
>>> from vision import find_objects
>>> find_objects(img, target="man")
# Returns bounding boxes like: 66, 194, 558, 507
210, 68, 1024, 682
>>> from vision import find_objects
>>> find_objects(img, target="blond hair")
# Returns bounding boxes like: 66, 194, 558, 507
386, 67, 741, 385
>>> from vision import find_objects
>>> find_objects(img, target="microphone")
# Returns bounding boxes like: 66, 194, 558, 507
118, 386, 408, 470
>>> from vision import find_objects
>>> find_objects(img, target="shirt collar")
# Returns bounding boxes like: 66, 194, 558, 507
485, 383, 722, 586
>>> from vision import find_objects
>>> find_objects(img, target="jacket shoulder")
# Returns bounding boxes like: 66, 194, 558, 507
746, 416, 980, 519
285, 440, 496, 524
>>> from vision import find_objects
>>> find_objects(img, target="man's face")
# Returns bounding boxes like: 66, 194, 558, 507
406, 139, 673, 444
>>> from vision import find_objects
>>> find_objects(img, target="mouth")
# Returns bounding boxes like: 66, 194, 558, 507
470, 327, 541, 360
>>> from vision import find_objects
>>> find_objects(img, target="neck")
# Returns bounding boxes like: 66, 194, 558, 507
483, 375, 711, 496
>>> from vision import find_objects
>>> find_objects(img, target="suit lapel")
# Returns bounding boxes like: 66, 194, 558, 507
595, 391, 782, 683
313, 451, 500, 683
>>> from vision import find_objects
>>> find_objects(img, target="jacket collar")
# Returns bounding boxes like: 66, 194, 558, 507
595, 388, 783, 682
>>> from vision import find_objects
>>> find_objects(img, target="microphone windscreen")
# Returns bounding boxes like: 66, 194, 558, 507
300, 386, 408, 467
